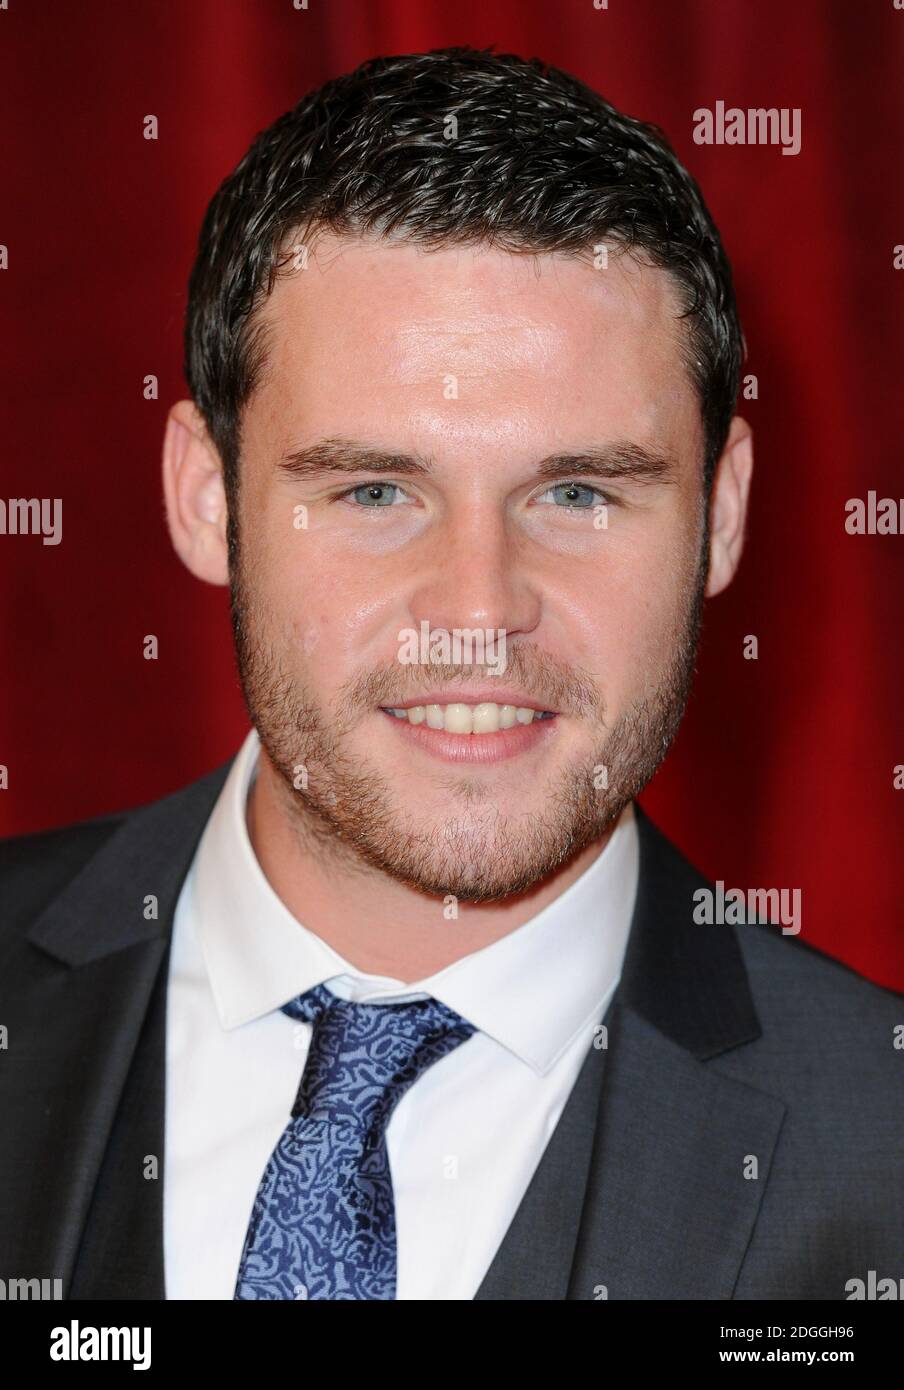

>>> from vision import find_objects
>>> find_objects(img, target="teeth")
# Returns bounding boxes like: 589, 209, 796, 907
387, 702, 547, 733
472, 703, 500, 734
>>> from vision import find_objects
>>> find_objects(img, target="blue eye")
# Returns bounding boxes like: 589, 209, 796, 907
538, 482, 604, 509
346, 483, 405, 507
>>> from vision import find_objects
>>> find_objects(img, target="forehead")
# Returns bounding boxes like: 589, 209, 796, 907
248, 232, 701, 458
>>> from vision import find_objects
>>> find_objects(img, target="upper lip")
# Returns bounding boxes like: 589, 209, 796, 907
380, 689, 557, 713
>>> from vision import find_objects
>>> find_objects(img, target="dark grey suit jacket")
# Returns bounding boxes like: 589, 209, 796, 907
1, 755, 902, 1299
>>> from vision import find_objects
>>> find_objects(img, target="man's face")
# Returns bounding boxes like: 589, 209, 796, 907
230, 235, 707, 902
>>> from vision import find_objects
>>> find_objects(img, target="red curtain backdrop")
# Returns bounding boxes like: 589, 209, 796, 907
1, 0, 902, 988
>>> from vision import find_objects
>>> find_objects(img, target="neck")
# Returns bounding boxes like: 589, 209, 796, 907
245, 751, 613, 983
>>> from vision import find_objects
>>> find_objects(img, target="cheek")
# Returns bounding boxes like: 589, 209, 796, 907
565, 528, 699, 702
252, 522, 404, 672
291, 614, 325, 659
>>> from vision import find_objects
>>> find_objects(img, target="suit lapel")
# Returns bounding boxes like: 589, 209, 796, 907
475, 804, 786, 1300
567, 1000, 785, 1298
0, 932, 169, 1292
0, 759, 233, 1295
68, 934, 173, 1299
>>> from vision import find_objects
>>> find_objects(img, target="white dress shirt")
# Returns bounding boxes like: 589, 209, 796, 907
163, 727, 639, 1300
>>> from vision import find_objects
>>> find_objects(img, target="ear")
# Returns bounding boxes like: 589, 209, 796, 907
705, 415, 754, 598
162, 400, 229, 586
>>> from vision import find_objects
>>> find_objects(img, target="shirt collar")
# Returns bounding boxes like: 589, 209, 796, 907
194, 728, 639, 1076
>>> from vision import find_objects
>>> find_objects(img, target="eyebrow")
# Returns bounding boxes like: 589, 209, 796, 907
277, 437, 678, 486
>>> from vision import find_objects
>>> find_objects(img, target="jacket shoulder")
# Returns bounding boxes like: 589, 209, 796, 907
635, 805, 904, 1029
634, 805, 904, 1092
721, 919, 904, 1160
738, 917, 904, 1027
0, 810, 129, 933
0, 756, 234, 942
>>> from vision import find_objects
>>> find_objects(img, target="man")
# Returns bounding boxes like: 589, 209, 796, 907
1, 47, 901, 1302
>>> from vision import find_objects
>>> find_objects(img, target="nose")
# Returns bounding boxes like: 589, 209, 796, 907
407, 501, 540, 645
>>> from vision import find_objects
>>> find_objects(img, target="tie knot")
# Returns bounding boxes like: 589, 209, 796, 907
282, 983, 475, 1136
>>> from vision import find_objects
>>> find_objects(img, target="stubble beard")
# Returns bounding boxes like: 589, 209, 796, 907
229, 539, 706, 905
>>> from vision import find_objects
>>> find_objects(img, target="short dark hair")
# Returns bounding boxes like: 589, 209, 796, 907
184, 45, 744, 532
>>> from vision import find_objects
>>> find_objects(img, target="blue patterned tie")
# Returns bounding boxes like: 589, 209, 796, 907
233, 981, 476, 1300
